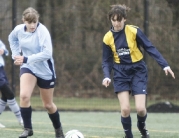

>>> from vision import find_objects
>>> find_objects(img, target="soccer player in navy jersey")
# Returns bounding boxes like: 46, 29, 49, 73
0, 40, 23, 128
8, 7, 64, 138
102, 4, 175, 138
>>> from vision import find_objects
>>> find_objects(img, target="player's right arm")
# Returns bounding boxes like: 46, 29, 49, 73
8, 25, 22, 59
102, 43, 113, 78
102, 34, 113, 87
8, 24, 24, 59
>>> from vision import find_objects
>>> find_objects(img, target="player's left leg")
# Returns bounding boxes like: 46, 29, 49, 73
132, 61, 149, 138
0, 98, 7, 115
0, 67, 23, 127
0, 97, 6, 128
0, 67, 8, 120
135, 94, 149, 138
40, 88, 64, 138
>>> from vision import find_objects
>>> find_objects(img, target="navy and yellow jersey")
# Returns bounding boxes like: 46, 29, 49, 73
102, 24, 169, 78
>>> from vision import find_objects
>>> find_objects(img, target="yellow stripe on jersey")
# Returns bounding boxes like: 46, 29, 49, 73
125, 25, 143, 62
103, 31, 120, 63
103, 25, 143, 64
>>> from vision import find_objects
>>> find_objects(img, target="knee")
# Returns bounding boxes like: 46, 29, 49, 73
20, 95, 30, 104
121, 106, 131, 117
136, 106, 146, 116
43, 103, 53, 111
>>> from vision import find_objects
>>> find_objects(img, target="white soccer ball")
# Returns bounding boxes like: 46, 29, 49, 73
65, 130, 84, 138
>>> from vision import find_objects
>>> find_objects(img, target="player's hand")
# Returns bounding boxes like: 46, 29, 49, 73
0, 49, 4, 55
163, 66, 175, 79
14, 56, 24, 66
102, 78, 111, 87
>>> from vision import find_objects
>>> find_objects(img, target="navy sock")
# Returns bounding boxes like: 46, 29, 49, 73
137, 114, 147, 130
21, 106, 32, 129
48, 110, 61, 129
121, 116, 133, 138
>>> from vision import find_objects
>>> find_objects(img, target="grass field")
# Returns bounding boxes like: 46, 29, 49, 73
0, 111, 179, 138
14, 96, 179, 111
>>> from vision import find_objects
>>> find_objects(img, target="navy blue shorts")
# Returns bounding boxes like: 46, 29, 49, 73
20, 68, 56, 89
113, 60, 148, 95
0, 66, 9, 87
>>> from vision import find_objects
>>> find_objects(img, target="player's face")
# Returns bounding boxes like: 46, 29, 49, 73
24, 21, 38, 33
111, 15, 126, 31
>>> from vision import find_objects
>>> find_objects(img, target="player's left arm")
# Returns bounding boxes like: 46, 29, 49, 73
136, 28, 175, 79
163, 66, 175, 79
19, 27, 52, 65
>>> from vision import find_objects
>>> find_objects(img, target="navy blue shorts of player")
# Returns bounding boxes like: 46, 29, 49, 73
0, 66, 9, 87
20, 68, 55, 89
113, 60, 147, 95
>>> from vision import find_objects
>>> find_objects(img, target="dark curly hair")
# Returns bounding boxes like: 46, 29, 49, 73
108, 4, 130, 22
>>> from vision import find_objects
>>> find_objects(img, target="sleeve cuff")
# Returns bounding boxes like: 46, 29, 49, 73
102, 78, 111, 83
23, 57, 28, 63
163, 66, 170, 70
3, 49, 9, 56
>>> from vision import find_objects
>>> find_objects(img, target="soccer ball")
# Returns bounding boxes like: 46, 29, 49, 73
65, 130, 84, 138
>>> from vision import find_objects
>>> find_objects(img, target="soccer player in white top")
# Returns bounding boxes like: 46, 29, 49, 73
0, 40, 23, 128
8, 7, 64, 138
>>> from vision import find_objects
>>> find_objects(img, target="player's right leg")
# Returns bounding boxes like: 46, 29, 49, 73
117, 91, 133, 138
18, 71, 36, 138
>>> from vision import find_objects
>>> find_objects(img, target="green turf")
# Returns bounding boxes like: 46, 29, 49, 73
14, 96, 179, 111
0, 111, 179, 138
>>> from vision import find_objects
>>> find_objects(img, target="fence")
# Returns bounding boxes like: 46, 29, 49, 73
0, 0, 179, 111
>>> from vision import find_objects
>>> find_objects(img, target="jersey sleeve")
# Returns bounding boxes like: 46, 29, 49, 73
8, 26, 21, 59
102, 34, 113, 78
136, 28, 169, 69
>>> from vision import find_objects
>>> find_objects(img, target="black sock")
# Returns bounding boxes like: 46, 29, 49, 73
48, 110, 61, 129
121, 115, 133, 138
21, 106, 32, 129
137, 114, 147, 130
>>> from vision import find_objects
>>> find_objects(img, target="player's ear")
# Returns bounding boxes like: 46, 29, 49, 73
22, 17, 25, 23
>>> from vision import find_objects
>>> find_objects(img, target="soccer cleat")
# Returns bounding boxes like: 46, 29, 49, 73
19, 128, 33, 138
139, 128, 150, 138
55, 126, 65, 138
0, 123, 5, 128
